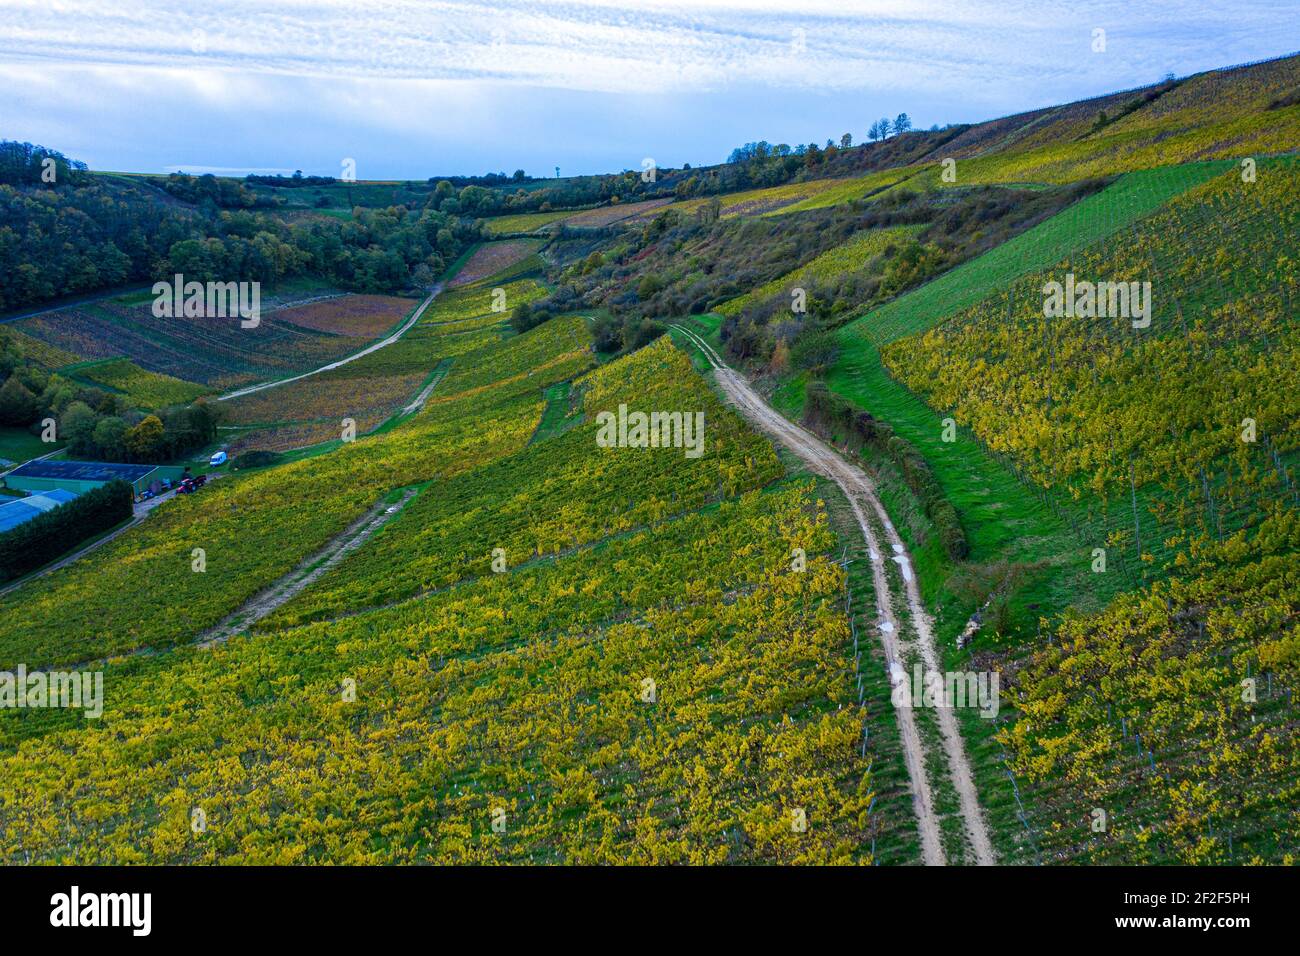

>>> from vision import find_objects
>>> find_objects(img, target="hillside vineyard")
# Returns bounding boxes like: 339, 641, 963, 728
0, 43, 1297, 884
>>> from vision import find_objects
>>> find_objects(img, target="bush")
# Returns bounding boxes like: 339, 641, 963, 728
510, 302, 554, 335
803, 381, 968, 560
590, 315, 622, 353
626, 318, 666, 350
790, 330, 841, 373
0, 480, 134, 582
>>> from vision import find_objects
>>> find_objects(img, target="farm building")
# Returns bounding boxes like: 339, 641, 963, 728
0, 489, 81, 533
2, 460, 183, 497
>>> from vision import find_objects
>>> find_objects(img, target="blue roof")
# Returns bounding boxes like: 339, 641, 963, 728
6, 460, 157, 483
0, 490, 81, 532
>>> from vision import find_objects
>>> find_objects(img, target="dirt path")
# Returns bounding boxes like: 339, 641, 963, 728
195, 488, 418, 647
672, 324, 995, 866
400, 360, 452, 416
217, 285, 443, 402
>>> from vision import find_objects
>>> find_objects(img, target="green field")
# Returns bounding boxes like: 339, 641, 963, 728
0, 427, 57, 466
481, 209, 577, 234
842, 161, 1232, 347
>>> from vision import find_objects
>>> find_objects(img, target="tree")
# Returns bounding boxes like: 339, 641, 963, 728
92, 416, 129, 460
126, 415, 166, 462
878, 117, 893, 139
0, 375, 39, 426
893, 113, 912, 134
60, 401, 98, 455
840, 133, 853, 149
637, 274, 664, 301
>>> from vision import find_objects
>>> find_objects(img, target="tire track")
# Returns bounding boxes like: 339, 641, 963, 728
195, 488, 419, 647
672, 323, 995, 866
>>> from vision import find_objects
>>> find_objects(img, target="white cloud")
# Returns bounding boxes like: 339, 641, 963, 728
4, 0, 1290, 96
2, 1, 1294, 178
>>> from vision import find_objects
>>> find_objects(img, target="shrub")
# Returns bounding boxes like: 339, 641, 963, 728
803, 381, 968, 560
790, 330, 840, 373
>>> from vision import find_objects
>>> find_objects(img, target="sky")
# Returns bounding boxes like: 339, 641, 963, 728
1, 0, 1296, 180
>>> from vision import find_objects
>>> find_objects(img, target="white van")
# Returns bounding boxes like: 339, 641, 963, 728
209, 451, 228, 468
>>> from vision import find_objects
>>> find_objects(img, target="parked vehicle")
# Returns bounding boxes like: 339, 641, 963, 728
177, 473, 208, 496
209, 451, 228, 468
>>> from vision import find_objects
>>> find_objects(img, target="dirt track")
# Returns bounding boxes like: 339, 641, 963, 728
195, 489, 418, 647
673, 324, 995, 866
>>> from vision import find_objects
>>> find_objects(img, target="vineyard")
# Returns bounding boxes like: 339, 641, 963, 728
481, 209, 575, 234
946, 54, 1300, 186
0, 312, 595, 669
561, 198, 673, 227
1, 42, 1296, 873
0, 479, 880, 864
272, 294, 416, 338
72, 358, 210, 408
999, 506, 1300, 863
220, 281, 545, 452
12, 293, 421, 389
872, 158, 1300, 860
883, 161, 1299, 547
262, 338, 782, 627
841, 161, 1231, 347
0, 327, 885, 865
717, 225, 921, 318
665, 177, 878, 220
447, 240, 546, 288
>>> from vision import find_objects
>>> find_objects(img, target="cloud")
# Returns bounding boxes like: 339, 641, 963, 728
3, 0, 1292, 96
2, 1, 1295, 178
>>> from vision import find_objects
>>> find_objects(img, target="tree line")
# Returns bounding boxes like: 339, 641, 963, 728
0, 140, 483, 313
0, 480, 134, 583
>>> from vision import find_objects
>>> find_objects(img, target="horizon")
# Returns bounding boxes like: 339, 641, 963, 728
4, 0, 1298, 179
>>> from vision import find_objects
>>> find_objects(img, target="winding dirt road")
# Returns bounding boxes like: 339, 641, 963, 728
217, 285, 443, 402
673, 324, 995, 866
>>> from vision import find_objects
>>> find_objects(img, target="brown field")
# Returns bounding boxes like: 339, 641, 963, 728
448, 239, 544, 288
562, 197, 673, 227
274, 294, 417, 337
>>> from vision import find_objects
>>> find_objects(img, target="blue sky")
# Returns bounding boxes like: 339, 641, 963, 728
1, 0, 1296, 179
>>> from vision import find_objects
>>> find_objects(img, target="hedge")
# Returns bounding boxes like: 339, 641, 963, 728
0, 479, 134, 582
803, 381, 969, 560
230, 450, 284, 471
